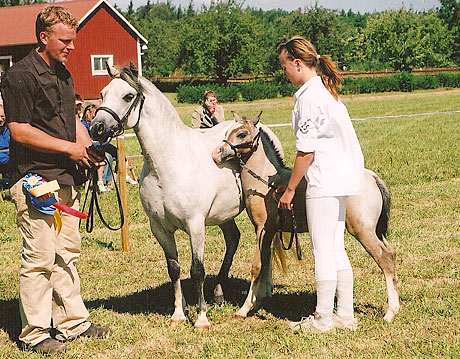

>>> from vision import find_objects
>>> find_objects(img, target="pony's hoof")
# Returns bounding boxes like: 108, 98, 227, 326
234, 314, 245, 321
194, 324, 211, 331
383, 310, 396, 323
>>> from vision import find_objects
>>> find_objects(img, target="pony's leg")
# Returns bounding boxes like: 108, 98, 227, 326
346, 207, 400, 322
214, 219, 241, 304
235, 226, 264, 319
150, 221, 186, 325
186, 218, 210, 330
252, 225, 277, 309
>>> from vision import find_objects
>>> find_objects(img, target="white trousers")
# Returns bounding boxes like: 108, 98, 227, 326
306, 196, 352, 282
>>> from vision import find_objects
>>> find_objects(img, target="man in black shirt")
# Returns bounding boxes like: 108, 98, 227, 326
1, 6, 110, 355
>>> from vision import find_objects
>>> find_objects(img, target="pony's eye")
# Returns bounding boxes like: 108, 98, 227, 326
123, 93, 135, 102
237, 131, 248, 139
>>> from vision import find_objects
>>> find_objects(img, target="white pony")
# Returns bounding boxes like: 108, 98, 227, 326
89, 65, 281, 329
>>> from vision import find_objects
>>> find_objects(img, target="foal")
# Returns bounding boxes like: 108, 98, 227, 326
212, 112, 400, 322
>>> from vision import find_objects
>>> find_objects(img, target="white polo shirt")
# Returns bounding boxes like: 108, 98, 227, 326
292, 76, 364, 198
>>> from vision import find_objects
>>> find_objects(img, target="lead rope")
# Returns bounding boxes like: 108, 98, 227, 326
80, 155, 124, 232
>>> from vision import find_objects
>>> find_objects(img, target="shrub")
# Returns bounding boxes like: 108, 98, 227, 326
397, 71, 414, 92
216, 85, 240, 102
435, 73, 460, 88
177, 85, 208, 103
239, 81, 279, 101
413, 74, 439, 90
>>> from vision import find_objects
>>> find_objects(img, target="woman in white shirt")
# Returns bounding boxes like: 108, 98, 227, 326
277, 35, 364, 332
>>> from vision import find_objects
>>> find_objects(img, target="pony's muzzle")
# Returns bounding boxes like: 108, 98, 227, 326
211, 146, 223, 164
90, 119, 110, 143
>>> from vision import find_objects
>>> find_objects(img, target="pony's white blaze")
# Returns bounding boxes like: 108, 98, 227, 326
91, 67, 245, 329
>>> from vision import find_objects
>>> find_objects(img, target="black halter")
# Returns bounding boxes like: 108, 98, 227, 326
223, 130, 261, 164
96, 88, 145, 139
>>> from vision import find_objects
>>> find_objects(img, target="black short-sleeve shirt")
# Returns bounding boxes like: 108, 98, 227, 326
1, 50, 85, 186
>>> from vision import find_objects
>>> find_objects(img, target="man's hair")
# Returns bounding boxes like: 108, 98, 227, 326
35, 6, 78, 44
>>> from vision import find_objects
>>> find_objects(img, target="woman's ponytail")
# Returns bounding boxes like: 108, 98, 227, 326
317, 55, 341, 100
279, 36, 341, 100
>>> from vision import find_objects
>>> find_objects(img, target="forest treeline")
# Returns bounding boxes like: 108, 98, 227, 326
120, 0, 460, 83
3, 0, 460, 83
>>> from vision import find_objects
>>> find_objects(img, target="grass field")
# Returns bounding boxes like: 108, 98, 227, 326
0, 89, 459, 358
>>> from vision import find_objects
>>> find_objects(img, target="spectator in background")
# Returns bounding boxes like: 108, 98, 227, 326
191, 90, 225, 129
75, 93, 84, 120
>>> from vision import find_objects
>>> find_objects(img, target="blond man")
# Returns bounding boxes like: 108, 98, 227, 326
1, 6, 109, 354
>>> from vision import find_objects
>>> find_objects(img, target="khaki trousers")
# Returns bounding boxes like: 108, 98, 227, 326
11, 179, 90, 346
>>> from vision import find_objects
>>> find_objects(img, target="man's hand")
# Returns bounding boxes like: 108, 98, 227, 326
66, 142, 104, 168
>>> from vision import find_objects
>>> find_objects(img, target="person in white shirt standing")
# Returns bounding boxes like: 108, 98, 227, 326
277, 35, 364, 332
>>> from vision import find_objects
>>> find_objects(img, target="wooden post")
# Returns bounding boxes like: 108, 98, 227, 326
117, 136, 130, 252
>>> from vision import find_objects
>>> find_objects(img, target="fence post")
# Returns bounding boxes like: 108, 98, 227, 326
116, 136, 130, 252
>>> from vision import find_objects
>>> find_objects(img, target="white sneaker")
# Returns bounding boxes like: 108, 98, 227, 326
126, 175, 138, 185
288, 315, 333, 333
97, 181, 107, 193
332, 314, 358, 330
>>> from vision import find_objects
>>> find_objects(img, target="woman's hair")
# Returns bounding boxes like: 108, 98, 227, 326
35, 6, 78, 44
277, 35, 341, 100
82, 104, 97, 121
203, 90, 218, 104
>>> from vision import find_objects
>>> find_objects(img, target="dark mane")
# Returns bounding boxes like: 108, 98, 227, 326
259, 127, 290, 170
259, 127, 292, 186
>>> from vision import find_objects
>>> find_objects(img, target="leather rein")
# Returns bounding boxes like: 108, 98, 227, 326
224, 131, 302, 260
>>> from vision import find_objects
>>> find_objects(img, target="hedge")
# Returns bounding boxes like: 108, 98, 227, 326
172, 72, 460, 103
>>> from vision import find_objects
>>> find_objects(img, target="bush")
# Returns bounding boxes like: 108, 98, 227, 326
397, 71, 415, 92
176, 85, 240, 103
216, 85, 240, 102
239, 81, 279, 101
174, 71, 460, 103
435, 73, 460, 88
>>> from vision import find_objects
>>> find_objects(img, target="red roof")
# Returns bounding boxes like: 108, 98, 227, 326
0, 0, 146, 47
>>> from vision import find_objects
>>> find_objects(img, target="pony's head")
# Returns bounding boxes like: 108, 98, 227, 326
90, 63, 145, 143
211, 111, 262, 165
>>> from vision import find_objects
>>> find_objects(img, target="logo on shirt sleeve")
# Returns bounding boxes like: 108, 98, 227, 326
299, 120, 310, 134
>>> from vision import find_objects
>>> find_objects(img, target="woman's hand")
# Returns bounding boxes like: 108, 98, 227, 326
278, 188, 295, 210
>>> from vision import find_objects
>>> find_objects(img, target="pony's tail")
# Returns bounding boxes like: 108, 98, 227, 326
373, 172, 391, 241
272, 232, 288, 274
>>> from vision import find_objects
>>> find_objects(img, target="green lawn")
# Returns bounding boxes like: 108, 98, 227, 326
0, 89, 459, 358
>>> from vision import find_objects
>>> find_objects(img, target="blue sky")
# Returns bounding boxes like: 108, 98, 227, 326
113, 0, 441, 13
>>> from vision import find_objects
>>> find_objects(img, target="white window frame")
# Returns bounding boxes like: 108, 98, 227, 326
91, 55, 113, 76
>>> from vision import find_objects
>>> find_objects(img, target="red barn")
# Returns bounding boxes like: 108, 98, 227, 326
0, 0, 147, 99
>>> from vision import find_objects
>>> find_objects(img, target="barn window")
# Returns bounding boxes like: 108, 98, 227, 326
91, 55, 113, 76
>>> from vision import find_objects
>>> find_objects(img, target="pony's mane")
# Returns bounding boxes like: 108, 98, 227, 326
258, 127, 290, 171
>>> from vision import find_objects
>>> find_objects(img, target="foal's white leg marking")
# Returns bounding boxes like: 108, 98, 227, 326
235, 280, 256, 319
195, 311, 211, 330
170, 280, 187, 325
384, 274, 400, 322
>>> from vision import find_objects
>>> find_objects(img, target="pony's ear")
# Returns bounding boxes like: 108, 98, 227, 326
250, 111, 262, 126
231, 110, 241, 122
107, 65, 120, 78
129, 62, 139, 77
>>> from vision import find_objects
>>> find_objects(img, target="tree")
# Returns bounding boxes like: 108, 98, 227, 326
361, 8, 454, 71
272, 5, 345, 71
132, 3, 182, 77
438, 0, 460, 65
178, 1, 264, 84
